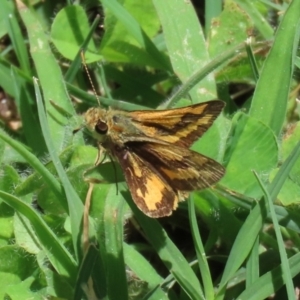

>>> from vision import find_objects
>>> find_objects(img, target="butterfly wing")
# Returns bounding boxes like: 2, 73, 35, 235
113, 145, 179, 218
128, 100, 224, 148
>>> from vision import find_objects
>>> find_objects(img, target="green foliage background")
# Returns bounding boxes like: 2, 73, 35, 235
0, 0, 300, 299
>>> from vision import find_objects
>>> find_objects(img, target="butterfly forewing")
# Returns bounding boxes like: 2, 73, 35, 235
128, 100, 225, 147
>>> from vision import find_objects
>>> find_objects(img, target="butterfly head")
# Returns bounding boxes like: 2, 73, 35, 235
84, 107, 110, 142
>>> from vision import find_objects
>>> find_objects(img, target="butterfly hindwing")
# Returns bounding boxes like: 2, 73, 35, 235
113, 145, 179, 218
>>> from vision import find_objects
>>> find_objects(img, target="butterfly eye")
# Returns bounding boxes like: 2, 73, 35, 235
95, 120, 108, 134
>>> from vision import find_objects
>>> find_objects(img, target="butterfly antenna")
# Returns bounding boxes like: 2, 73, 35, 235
80, 50, 101, 107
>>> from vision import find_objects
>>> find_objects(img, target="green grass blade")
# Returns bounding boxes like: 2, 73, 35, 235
164, 42, 245, 108
34, 78, 84, 260
216, 200, 267, 298
66, 82, 148, 110
249, 0, 300, 136
74, 245, 100, 300
2, 0, 30, 74
153, 0, 217, 102
269, 141, 300, 200
102, 185, 128, 300
124, 243, 167, 299
16, 0, 75, 150
237, 252, 300, 300
254, 172, 295, 300
217, 140, 300, 296
11, 68, 47, 155
245, 236, 259, 287
0, 57, 31, 98
188, 196, 213, 300
245, 38, 259, 82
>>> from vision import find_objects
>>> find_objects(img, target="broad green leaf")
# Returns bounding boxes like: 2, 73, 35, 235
100, 0, 171, 70
51, 6, 102, 63
5, 276, 46, 299
221, 113, 278, 198
0, 192, 77, 281
209, 2, 253, 58
14, 214, 41, 254
0, 273, 20, 299
100, 0, 160, 65
0, 245, 37, 279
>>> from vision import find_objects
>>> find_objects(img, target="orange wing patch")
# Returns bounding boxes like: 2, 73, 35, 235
113, 146, 179, 217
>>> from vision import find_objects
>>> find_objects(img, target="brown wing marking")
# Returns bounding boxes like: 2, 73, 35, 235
113, 146, 179, 218
128, 142, 225, 191
128, 100, 224, 148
